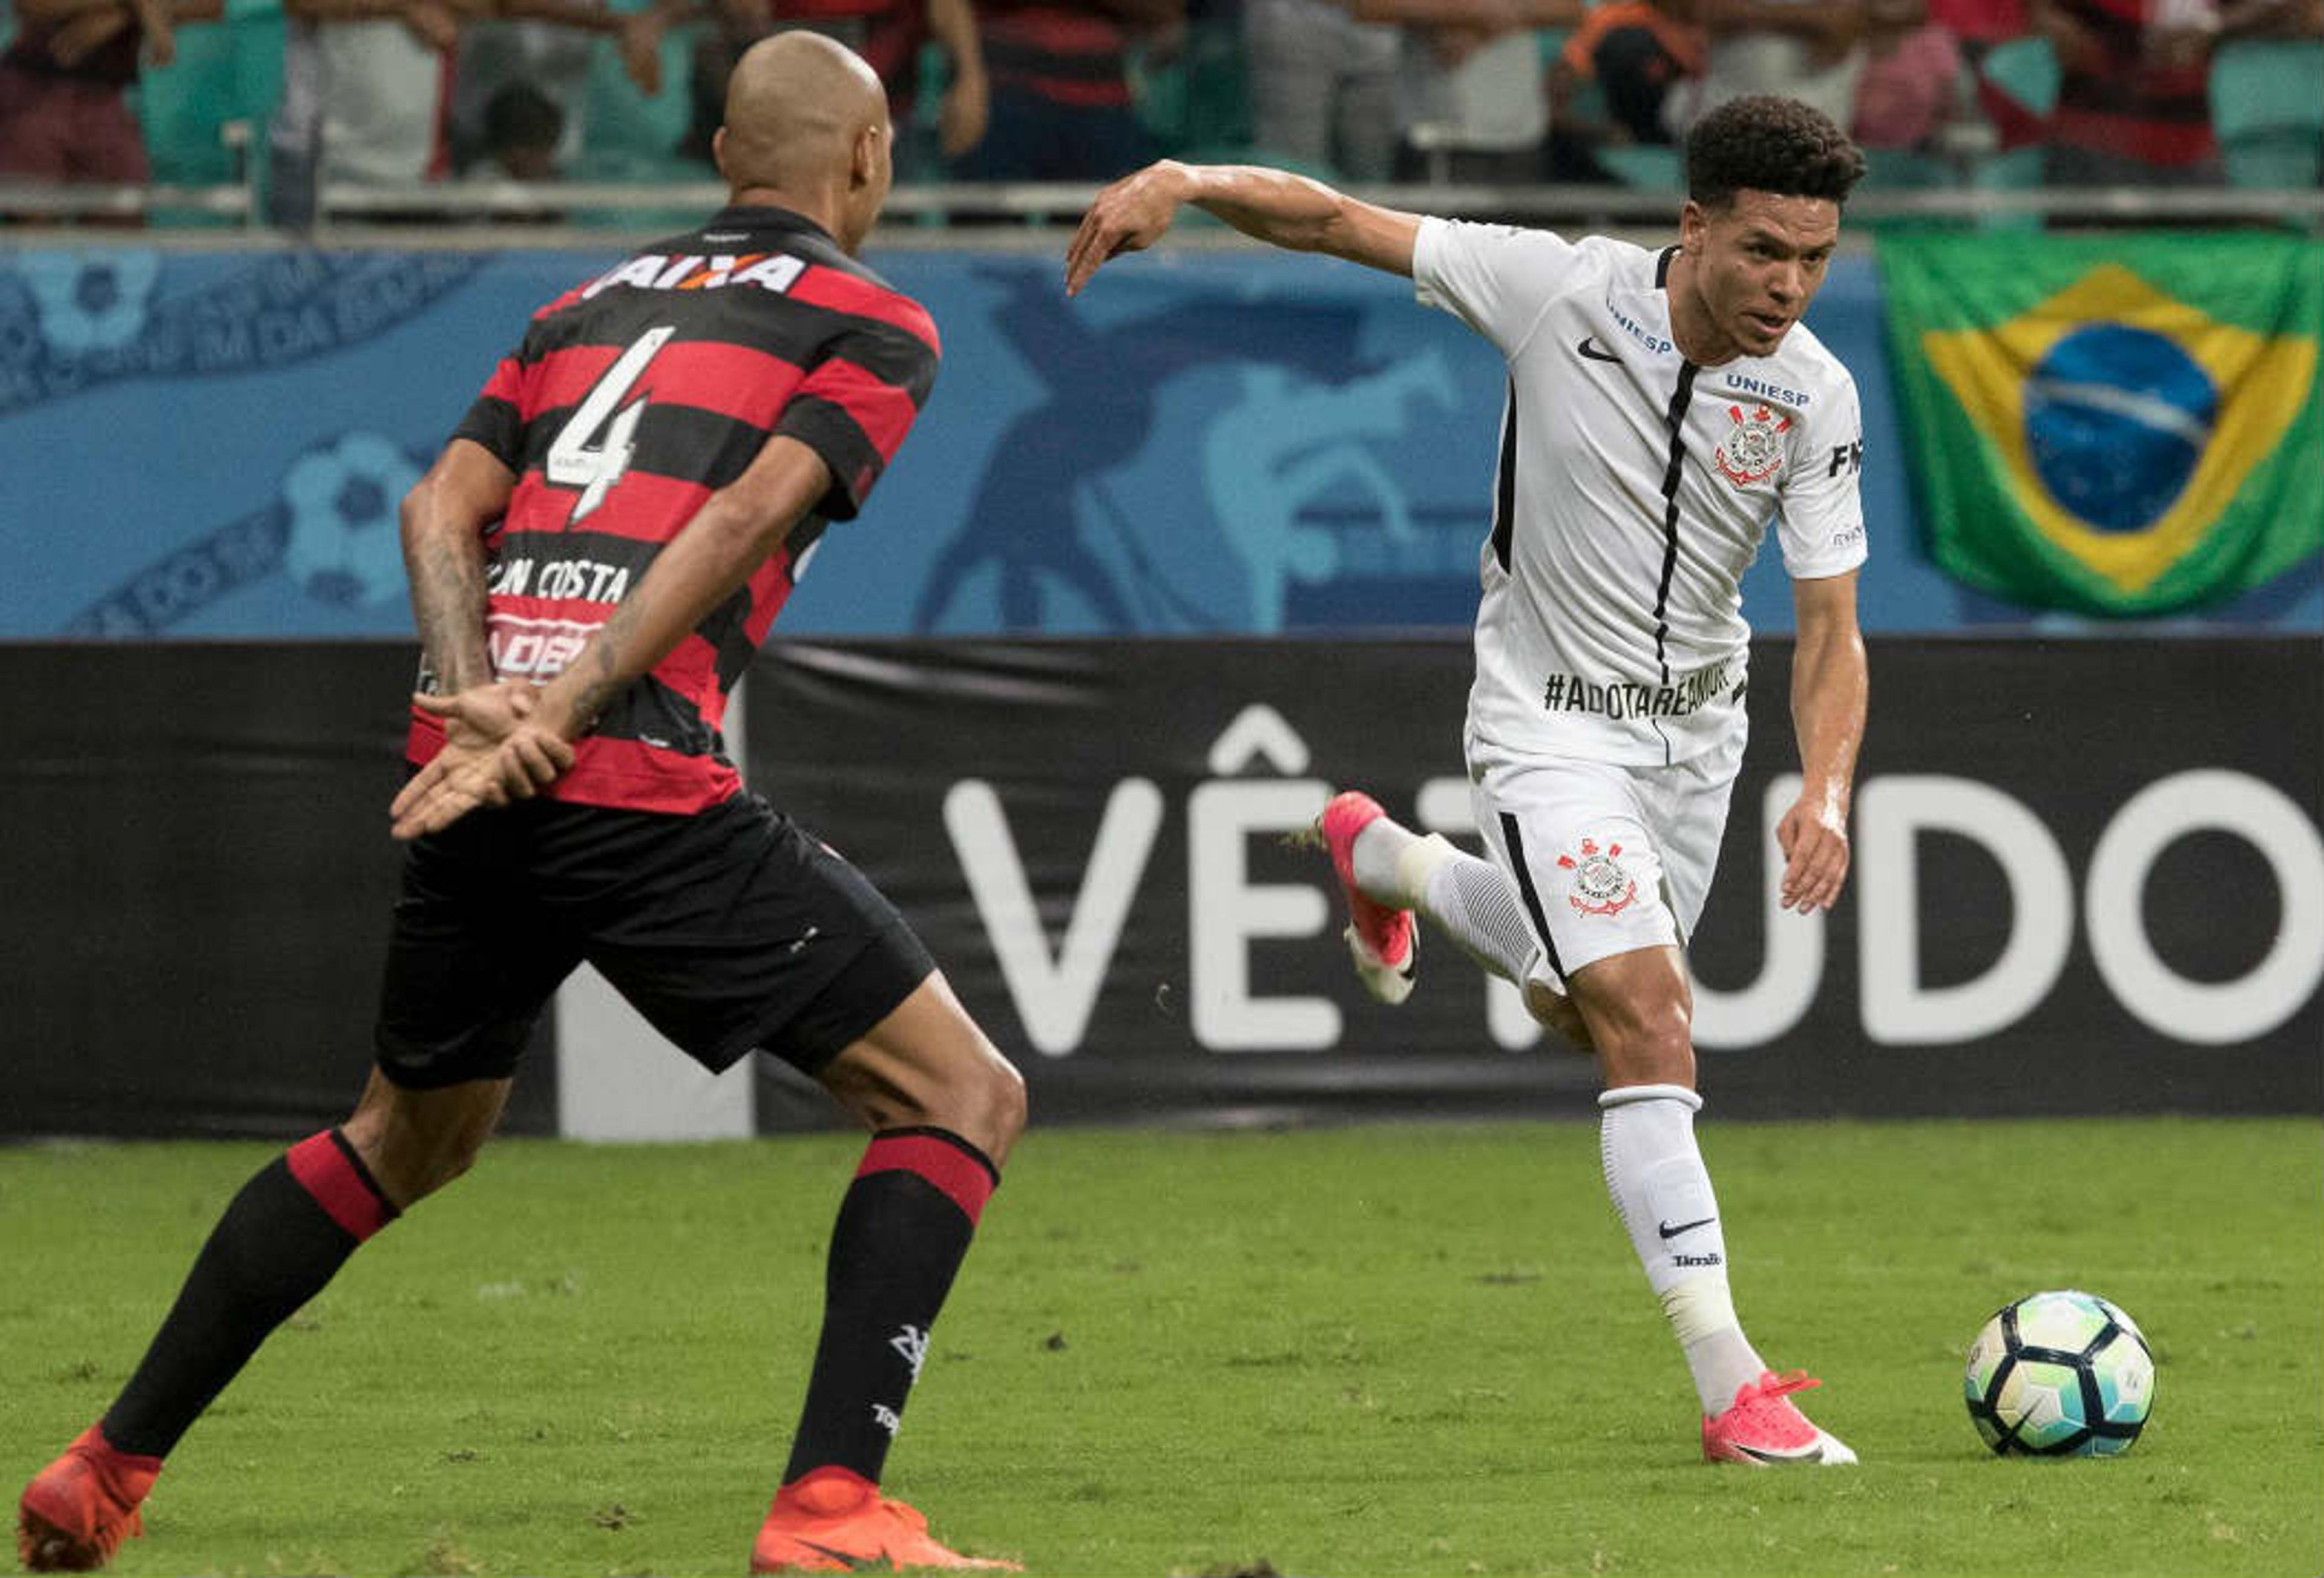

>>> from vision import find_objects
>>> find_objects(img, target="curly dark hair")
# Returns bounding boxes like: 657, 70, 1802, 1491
1684, 96, 1866, 209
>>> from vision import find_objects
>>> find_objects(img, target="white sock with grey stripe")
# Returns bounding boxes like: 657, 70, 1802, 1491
1599, 1083, 1766, 1415
1351, 821, 1540, 985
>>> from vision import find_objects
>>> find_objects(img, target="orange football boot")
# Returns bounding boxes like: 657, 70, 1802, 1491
751, 1467, 1020, 1574
1702, 1370, 1857, 1465
18, 1424, 162, 1571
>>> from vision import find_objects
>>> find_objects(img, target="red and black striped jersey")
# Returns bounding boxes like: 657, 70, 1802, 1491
407, 204, 940, 814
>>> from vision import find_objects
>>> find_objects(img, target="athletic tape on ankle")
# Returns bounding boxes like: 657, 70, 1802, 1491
1597, 1083, 1704, 1112
1393, 832, 1459, 901
855, 1128, 999, 1226
284, 1129, 398, 1241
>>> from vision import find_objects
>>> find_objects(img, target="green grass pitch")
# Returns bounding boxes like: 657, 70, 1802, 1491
5, 1118, 2320, 1577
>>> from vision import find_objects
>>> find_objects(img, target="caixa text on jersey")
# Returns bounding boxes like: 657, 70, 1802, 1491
1543, 659, 1737, 720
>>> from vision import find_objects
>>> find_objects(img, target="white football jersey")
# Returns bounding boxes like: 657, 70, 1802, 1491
1413, 217, 1868, 768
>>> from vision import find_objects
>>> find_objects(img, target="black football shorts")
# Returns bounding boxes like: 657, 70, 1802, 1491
373, 791, 934, 1089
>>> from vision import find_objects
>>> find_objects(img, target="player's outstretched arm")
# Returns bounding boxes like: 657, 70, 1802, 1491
1065, 160, 1422, 296
1777, 569, 1868, 913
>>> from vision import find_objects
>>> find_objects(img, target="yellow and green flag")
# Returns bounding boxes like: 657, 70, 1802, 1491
1879, 232, 2321, 617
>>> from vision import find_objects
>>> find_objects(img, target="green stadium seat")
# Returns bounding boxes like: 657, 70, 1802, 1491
1132, 17, 1252, 155
2211, 38, 2324, 188
1594, 142, 1681, 191
123, 0, 278, 222
1977, 33, 2058, 119
571, 18, 697, 181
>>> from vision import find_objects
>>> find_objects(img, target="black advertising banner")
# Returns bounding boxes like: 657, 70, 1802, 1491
745, 637, 2323, 1124
3, 638, 2317, 1138
2, 644, 561, 1140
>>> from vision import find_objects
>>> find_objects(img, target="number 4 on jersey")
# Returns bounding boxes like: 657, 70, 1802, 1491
547, 324, 675, 521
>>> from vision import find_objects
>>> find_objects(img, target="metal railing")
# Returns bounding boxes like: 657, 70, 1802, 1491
4, 174, 2321, 244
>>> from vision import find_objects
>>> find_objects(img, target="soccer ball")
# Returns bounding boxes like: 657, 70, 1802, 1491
1963, 1289, 2155, 1457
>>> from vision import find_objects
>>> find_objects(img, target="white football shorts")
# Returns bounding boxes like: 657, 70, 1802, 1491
1465, 722, 1746, 993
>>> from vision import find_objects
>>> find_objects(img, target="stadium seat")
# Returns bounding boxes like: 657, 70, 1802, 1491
126, 0, 280, 221
1132, 16, 1252, 156
1594, 142, 1682, 190
1976, 32, 2058, 123
2211, 38, 2324, 188
566, 19, 706, 226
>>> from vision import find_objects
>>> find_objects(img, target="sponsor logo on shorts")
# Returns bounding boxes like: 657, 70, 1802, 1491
1715, 402, 1790, 487
1558, 837, 1638, 917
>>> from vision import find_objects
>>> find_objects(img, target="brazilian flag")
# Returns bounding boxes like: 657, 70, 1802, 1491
1880, 232, 2321, 617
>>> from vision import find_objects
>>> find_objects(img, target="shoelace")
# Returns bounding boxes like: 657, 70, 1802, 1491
1728, 1370, 1821, 1425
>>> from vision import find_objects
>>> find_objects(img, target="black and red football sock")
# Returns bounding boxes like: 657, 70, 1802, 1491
100, 1128, 397, 1458
781, 1126, 999, 1487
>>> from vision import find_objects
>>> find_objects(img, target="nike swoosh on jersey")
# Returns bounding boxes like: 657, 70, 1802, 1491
1577, 336, 1623, 363
1657, 1215, 1717, 1239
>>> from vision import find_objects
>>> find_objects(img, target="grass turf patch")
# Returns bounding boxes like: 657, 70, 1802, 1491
4, 1117, 2319, 1577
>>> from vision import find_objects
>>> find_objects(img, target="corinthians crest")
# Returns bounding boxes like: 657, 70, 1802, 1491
1557, 837, 1637, 916
1714, 402, 1791, 486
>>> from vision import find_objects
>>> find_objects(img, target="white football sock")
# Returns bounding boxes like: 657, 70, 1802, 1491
1599, 1084, 1767, 1415
1350, 816, 1423, 899
1351, 821, 1543, 987
1421, 848, 1542, 985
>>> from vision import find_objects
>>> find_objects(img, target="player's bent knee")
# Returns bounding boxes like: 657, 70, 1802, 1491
1523, 980, 1598, 1054
823, 975, 1029, 1165
343, 1070, 509, 1209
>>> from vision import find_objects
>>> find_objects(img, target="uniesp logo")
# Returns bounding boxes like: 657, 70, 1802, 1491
1715, 403, 1791, 486
580, 252, 807, 300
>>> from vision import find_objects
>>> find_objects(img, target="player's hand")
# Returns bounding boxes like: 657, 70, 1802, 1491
401, 0, 460, 51
49, 7, 128, 67
137, 3, 178, 68
390, 682, 576, 840
938, 68, 989, 159
1065, 160, 1193, 297
618, 13, 665, 94
1775, 789, 1850, 913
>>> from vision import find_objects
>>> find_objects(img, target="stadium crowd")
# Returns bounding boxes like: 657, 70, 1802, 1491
0, 0, 2318, 219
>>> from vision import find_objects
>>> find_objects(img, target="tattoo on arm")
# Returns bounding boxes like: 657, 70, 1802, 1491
410, 534, 492, 691
560, 596, 642, 735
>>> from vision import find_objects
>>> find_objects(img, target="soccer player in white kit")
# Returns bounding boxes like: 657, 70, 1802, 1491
1067, 95, 1869, 1465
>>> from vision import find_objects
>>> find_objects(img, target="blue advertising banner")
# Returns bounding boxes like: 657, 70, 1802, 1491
2, 242, 2313, 642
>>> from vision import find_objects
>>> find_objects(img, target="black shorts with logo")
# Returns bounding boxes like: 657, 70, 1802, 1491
374, 792, 935, 1089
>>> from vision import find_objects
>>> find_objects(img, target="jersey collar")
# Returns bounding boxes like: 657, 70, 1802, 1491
706, 203, 841, 248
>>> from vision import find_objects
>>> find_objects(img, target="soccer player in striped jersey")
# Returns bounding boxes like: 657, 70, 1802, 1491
19, 34, 1023, 1575
1068, 96, 1871, 1467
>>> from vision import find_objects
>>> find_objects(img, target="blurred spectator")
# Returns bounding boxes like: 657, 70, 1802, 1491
1851, 0, 1961, 149
0, 0, 223, 186
953, 0, 1178, 179
2036, 0, 2304, 182
476, 77, 568, 176
668, 0, 988, 178
1243, 0, 1402, 177
446, 21, 608, 176
1548, 0, 1705, 146
265, 0, 459, 227
267, 0, 659, 226
1927, 0, 2026, 51
1351, 0, 1584, 183
1672, 0, 1867, 136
